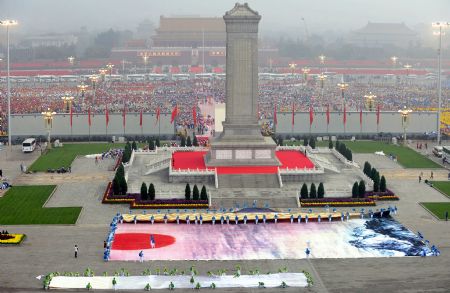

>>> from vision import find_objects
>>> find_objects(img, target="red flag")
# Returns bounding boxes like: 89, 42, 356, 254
376, 104, 380, 125
88, 107, 91, 126
170, 105, 178, 124
122, 106, 126, 127
273, 104, 277, 125
69, 105, 73, 127
192, 106, 197, 126
139, 109, 143, 127
343, 104, 347, 125
309, 105, 314, 126
155, 106, 161, 125
360, 108, 363, 126
291, 102, 295, 126
326, 104, 330, 125
105, 105, 109, 126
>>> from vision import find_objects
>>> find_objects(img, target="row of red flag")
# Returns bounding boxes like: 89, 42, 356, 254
273, 102, 381, 126
69, 103, 381, 128
69, 105, 191, 127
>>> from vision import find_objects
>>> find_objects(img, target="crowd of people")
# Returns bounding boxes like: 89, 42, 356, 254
0, 76, 448, 131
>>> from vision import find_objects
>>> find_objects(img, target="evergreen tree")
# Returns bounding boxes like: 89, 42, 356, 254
148, 183, 155, 200
149, 139, 155, 150
317, 182, 325, 198
132, 141, 137, 151
370, 167, 377, 180
278, 136, 284, 146
185, 183, 191, 200
155, 137, 160, 147
119, 176, 128, 195
328, 139, 333, 149
335, 140, 340, 150
140, 182, 148, 200
200, 185, 208, 200
186, 136, 192, 147
300, 183, 308, 199
180, 136, 186, 147
192, 135, 199, 147
380, 175, 387, 192
192, 185, 200, 200
116, 164, 125, 178
309, 137, 316, 149
363, 162, 371, 176
358, 180, 366, 198
352, 182, 359, 198
346, 148, 353, 161
373, 172, 380, 192
303, 137, 308, 146
112, 176, 120, 195
309, 183, 317, 198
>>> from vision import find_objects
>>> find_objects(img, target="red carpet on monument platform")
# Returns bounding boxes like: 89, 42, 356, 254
172, 150, 314, 175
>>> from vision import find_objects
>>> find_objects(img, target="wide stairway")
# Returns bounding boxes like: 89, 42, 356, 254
218, 173, 281, 188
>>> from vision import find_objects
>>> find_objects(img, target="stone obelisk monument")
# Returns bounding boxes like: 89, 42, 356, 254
205, 3, 279, 166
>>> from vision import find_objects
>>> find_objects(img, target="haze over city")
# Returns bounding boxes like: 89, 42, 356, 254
1, 0, 449, 36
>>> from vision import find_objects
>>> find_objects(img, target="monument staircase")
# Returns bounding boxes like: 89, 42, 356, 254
218, 173, 281, 189
308, 153, 340, 173
143, 154, 172, 175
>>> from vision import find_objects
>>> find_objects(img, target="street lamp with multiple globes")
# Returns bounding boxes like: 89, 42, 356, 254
89, 75, 99, 105
77, 83, 88, 105
0, 19, 18, 150
302, 67, 310, 84
142, 53, 150, 74
390, 56, 398, 67
42, 108, 56, 149
288, 63, 297, 75
106, 63, 114, 76
318, 54, 326, 73
318, 73, 327, 104
68, 56, 75, 66
364, 92, 377, 111
61, 95, 74, 113
398, 107, 413, 144
432, 21, 449, 145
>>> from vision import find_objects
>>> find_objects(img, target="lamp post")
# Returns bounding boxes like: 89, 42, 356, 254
77, 83, 88, 105
106, 63, 114, 76
61, 95, 74, 113
42, 108, 56, 149
302, 67, 310, 84
318, 54, 326, 73
0, 19, 18, 151
404, 63, 412, 85
68, 56, 75, 65
89, 75, 99, 105
432, 21, 449, 145
318, 73, 327, 106
398, 107, 412, 145
142, 53, 150, 74
390, 56, 398, 68
98, 68, 107, 82
338, 82, 349, 133
364, 92, 376, 111
288, 63, 296, 76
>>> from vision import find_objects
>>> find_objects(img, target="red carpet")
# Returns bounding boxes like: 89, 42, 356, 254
172, 150, 314, 175
112, 233, 176, 250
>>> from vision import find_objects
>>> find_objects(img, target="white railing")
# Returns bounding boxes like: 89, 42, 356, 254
276, 145, 302, 151
157, 146, 210, 153
144, 157, 172, 175
331, 148, 359, 168
277, 167, 283, 187
214, 169, 219, 189
279, 166, 324, 174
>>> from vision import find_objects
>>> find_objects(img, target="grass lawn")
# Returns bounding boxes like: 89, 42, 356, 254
0, 185, 81, 225
431, 181, 450, 199
29, 143, 123, 171
343, 141, 441, 168
421, 202, 450, 220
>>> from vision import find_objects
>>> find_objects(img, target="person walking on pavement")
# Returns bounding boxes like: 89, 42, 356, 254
419, 175, 422, 183
74, 245, 78, 258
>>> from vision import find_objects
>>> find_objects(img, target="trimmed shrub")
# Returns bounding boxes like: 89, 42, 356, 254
185, 183, 191, 200
141, 182, 148, 200
278, 136, 284, 146
132, 141, 137, 151
200, 185, 208, 200
193, 135, 199, 147
309, 183, 317, 199
328, 139, 333, 149
358, 180, 366, 198
148, 183, 155, 200
180, 136, 186, 147
112, 177, 120, 195
155, 137, 160, 147
318, 182, 325, 198
363, 161, 371, 176
352, 182, 359, 198
186, 136, 192, 147
309, 137, 316, 149
380, 175, 387, 192
149, 139, 155, 150
373, 172, 380, 192
119, 176, 128, 195
192, 185, 200, 200
303, 137, 308, 146
300, 183, 308, 199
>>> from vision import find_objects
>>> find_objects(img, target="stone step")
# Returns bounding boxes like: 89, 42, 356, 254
218, 173, 280, 188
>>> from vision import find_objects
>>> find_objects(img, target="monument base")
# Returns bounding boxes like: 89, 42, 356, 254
205, 136, 280, 167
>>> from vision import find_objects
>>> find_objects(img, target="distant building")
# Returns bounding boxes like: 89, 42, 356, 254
349, 22, 418, 47
152, 16, 226, 47
21, 34, 78, 48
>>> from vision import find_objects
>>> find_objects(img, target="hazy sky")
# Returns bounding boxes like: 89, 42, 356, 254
0, 0, 449, 35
